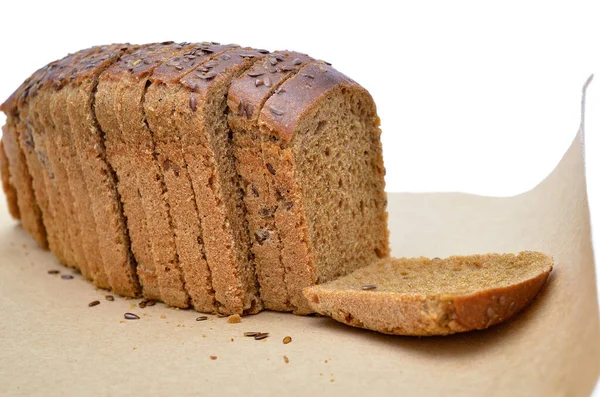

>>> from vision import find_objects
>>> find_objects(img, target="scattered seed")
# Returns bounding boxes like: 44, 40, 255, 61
210, 355, 217, 360
47, 270, 60, 274
88, 300, 100, 307
204, 61, 219, 68
269, 106, 284, 116
139, 300, 148, 309
196, 316, 208, 321
228, 314, 242, 323
105, 295, 115, 301
124, 313, 140, 320
303, 73, 314, 79
146, 300, 156, 307
266, 163, 276, 175
275, 87, 286, 95
248, 70, 265, 77
61, 274, 74, 280
254, 333, 269, 340
361, 285, 377, 290
175, 65, 183, 70
292, 58, 302, 65
244, 332, 260, 337
189, 95, 197, 111
255, 79, 264, 87
263, 77, 272, 87
283, 355, 289, 364
283, 336, 292, 344
198, 71, 217, 80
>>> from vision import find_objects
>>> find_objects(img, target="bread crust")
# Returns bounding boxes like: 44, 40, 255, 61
0, 139, 20, 219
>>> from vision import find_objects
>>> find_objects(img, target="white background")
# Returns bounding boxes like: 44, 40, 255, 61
0, 0, 598, 390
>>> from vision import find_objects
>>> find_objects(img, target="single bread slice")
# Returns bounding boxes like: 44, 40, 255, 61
0, 139, 20, 219
177, 47, 267, 314
228, 51, 314, 311
144, 43, 239, 312
304, 252, 553, 336
259, 62, 389, 314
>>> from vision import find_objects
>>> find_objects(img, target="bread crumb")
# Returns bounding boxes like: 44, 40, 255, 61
210, 355, 217, 360
202, 334, 206, 338
132, 347, 137, 350
227, 314, 242, 323
231, 338, 234, 342
324, 360, 328, 364
283, 355, 289, 364
330, 379, 335, 383
283, 336, 292, 344
129, 303, 136, 309
160, 314, 166, 319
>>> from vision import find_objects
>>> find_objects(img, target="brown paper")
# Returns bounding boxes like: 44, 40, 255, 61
0, 81, 598, 396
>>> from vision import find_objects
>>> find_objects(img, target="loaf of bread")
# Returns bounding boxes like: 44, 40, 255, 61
303, 252, 553, 335
0, 42, 389, 315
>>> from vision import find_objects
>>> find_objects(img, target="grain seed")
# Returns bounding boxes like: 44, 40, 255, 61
283, 336, 292, 344
361, 285, 377, 290
105, 295, 115, 301
88, 300, 100, 307
124, 313, 140, 320
196, 316, 208, 321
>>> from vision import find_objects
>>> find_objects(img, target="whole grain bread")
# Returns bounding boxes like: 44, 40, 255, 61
96, 42, 200, 305
259, 62, 389, 313
303, 252, 553, 336
143, 43, 240, 312
228, 51, 314, 311
65, 44, 137, 291
177, 47, 267, 314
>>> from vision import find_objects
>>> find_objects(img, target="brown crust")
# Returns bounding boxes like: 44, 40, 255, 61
303, 252, 553, 336
227, 52, 314, 312
260, 62, 355, 142
0, 139, 20, 219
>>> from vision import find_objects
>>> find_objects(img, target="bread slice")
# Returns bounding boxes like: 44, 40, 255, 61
176, 47, 267, 314
304, 252, 553, 336
228, 51, 314, 311
143, 43, 240, 312
62, 44, 137, 291
96, 42, 200, 305
259, 62, 389, 314
27, 47, 101, 270
0, 139, 20, 219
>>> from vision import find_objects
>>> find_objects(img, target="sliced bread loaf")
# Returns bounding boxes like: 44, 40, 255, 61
259, 62, 389, 313
96, 42, 198, 305
0, 139, 20, 219
304, 252, 553, 336
64, 44, 137, 291
176, 48, 267, 314
228, 51, 314, 311
143, 43, 239, 312
28, 46, 102, 270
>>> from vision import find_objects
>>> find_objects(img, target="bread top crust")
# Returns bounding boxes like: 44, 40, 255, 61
1, 47, 94, 115
65, 44, 136, 86
227, 51, 313, 122
259, 62, 359, 142
150, 43, 240, 84
179, 48, 265, 98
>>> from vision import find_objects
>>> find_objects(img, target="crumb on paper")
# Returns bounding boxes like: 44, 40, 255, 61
283, 355, 289, 364
202, 334, 207, 338
129, 303, 137, 309
160, 314, 166, 319
210, 355, 217, 360
283, 336, 292, 344
227, 314, 242, 323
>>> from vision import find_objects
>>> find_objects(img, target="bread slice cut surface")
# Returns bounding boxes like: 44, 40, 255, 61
304, 251, 553, 336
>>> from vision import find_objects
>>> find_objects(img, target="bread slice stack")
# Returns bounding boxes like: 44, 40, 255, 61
0, 42, 389, 315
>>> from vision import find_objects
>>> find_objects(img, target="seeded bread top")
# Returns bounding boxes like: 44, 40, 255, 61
227, 51, 313, 122
259, 62, 359, 142
150, 43, 240, 84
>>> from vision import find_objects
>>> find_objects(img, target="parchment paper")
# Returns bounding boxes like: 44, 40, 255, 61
0, 82, 598, 396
